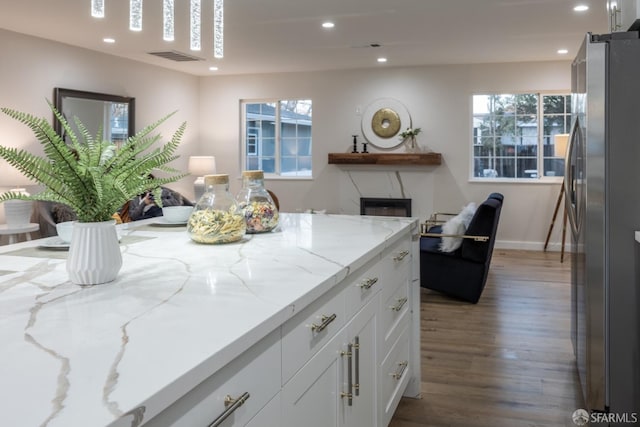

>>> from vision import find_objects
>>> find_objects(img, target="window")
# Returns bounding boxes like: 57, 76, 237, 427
472, 93, 571, 179
241, 99, 312, 177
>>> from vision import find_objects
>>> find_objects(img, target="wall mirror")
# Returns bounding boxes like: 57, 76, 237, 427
53, 88, 135, 145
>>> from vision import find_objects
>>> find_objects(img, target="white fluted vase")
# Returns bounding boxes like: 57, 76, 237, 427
67, 220, 122, 286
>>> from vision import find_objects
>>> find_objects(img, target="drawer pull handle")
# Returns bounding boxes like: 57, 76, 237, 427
390, 361, 408, 380
358, 277, 378, 290
393, 250, 410, 262
390, 297, 408, 312
354, 336, 360, 397
310, 313, 337, 333
208, 392, 250, 427
341, 343, 353, 406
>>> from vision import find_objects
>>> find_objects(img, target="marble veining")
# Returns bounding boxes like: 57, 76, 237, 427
0, 213, 417, 427
337, 168, 435, 219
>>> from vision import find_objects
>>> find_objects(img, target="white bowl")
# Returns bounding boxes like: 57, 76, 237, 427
162, 206, 193, 223
56, 221, 75, 243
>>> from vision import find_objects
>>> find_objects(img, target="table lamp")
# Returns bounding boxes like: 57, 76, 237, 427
188, 156, 217, 201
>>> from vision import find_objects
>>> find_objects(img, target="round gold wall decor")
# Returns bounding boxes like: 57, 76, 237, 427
371, 108, 401, 138
361, 98, 411, 149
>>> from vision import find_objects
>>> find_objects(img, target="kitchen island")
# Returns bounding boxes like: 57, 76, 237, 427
0, 213, 421, 427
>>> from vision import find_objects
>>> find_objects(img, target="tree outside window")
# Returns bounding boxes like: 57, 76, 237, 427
242, 100, 312, 177
472, 93, 571, 179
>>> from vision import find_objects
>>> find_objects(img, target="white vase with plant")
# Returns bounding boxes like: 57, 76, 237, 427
0, 102, 186, 285
399, 127, 422, 152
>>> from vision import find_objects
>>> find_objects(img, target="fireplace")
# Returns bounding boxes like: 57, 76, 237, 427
360, 198, 411, 217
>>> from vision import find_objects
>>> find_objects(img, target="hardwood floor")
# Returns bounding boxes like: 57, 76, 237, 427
389, 249, 584, 427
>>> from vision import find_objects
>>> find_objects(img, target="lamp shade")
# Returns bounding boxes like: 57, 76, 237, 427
554, 134, 569, 158
188, 156, 217, 176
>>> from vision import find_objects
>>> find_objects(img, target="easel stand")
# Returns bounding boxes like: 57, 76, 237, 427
543, 183, 567, 262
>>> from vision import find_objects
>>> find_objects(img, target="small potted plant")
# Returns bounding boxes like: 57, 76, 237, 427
0, 102, 187, 285
399, 127, 422, 152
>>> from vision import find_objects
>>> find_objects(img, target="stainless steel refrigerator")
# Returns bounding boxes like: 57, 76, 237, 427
567, 31, 640, 422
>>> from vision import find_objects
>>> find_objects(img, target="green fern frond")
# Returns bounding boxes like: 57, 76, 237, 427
0, 104, 186, 222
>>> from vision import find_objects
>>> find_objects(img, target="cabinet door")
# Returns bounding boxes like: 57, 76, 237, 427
282, 329, 347, 427
341, 296, 377, 427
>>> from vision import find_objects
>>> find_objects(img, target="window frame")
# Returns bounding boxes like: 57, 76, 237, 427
469, 91, 570, 183
240, 99, 313, 180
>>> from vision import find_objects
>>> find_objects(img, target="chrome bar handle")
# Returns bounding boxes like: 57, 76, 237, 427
393, 250, 409, 262
390, 297, 408, 312
391, 361, 408, 380
340, 344, 353, 406
208, 392, 250, 427
354, 336, 360, 397
310, 313, 337, 333
358, 277, 378, 290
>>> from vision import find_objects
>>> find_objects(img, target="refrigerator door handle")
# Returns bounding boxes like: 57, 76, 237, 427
564, 117, 581, 237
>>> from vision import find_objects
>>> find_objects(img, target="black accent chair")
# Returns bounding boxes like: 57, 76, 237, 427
419, 193, 504, 303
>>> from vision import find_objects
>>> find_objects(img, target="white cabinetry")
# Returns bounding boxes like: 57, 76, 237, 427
145, 231, 417, 427
145, 331, 281, 427
282, 235, 415, 427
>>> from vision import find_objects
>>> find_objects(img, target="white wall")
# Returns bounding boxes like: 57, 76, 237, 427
0, 28, 571, 250
0, 29, 201, 228
199, 63, 571, 250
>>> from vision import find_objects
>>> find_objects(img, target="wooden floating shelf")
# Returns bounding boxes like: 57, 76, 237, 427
328, 152, 442, 166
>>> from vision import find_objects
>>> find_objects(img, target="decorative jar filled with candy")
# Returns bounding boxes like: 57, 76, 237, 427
187, 174, 246, 244
236, 170, 279, 233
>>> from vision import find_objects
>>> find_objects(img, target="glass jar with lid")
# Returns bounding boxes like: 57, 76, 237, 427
187, 174, 246, 244
236, 170, 279, 233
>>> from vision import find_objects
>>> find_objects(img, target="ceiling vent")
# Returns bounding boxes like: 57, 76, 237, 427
148, 50, 204, 62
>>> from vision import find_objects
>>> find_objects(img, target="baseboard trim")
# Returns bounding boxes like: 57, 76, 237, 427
494, 240, 572, 252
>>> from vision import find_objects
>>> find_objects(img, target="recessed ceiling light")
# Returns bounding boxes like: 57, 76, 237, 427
103, 38, 116, 44
322, 22, 335, 29
377, 57, 387, 63
574, 5, 589, 12
209, 66, 219, 71
557, 49, 569, 55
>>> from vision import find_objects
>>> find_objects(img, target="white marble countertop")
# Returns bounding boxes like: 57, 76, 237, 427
0, 213, 418, 427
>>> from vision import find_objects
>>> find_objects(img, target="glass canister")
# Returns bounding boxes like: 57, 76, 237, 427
236, 170, 279, 233
187, 174, 246, 244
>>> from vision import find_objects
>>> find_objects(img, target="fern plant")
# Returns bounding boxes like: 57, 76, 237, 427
0, 102, 187, 222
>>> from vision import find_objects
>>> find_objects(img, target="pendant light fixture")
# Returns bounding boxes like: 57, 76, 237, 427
90, 0, 224, 58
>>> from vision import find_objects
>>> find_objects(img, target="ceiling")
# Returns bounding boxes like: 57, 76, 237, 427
0, 0, 609, 77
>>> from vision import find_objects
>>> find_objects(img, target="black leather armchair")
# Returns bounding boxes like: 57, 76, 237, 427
419, 193, 504, 303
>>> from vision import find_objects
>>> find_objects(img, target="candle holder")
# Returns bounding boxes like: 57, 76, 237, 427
362, 141, 369, 153
351, 135, 359, 153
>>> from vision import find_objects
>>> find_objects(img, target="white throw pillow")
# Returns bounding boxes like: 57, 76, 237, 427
439, 202, 477, 252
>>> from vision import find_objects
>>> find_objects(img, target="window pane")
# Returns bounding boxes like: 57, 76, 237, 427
543, 95, 565, 114
495, 158, 515, 178
472, 92, 568, 180
543, 115, 565, 135
516, 94, 538, 115
518, 158, 538, 178
262, 139, 275, 156
516, 115, 537, 137
279, 99, 312, 176
261, 158, 275, 173
242, 100, 313, 177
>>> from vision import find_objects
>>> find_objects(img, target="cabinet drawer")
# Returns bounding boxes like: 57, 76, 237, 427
378, 278, 410, 359
343, 253, 384, 320
145, 331, 281, 427
282, 287, 346, 384
379, 325, 411, 427
378, 238, 411, 304
245, 392, 280, 427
